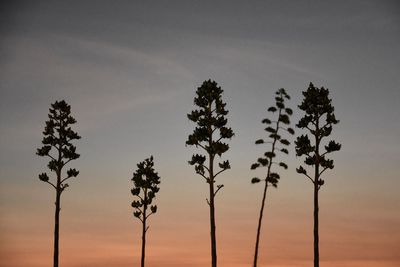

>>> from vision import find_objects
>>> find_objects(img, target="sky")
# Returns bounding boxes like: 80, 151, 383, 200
0, 1, 399, 266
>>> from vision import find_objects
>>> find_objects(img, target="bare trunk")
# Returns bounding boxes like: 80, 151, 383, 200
253, 182, 268, 267
141, 217, 146, 267
209, 155, 217, 267
253, 103, 281, 267
314, 182, 319, 267
314, 122, 320, 267
53, 184, 61, 267
141, 189, 147, 267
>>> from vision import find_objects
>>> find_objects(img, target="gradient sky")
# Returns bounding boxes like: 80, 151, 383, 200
0, 1, 399, 267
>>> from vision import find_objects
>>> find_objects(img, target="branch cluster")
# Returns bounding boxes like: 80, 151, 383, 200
36, 100, 81, 193
131, 156, 161, 223
186, 80, 234, 191
295, 83, 341, 187
251, 88, 294, 188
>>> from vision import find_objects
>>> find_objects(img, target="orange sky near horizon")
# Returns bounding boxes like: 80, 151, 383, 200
1, 167, 399, 267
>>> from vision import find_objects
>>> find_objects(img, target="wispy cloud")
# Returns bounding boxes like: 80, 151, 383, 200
0, 33, 194, 134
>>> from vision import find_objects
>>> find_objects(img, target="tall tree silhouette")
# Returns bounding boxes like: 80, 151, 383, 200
250, 88, 294, 267
131, 156, 160, 267
295, 83, 341, 267
36, 100, 80, 267
186, 80, 234, 267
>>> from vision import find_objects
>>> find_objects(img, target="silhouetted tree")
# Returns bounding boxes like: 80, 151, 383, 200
295, 83, 341, 267
250, 88, 294, 267
186, 80, 234, 267
131, 156, 160, 267
36, 100, 81, 267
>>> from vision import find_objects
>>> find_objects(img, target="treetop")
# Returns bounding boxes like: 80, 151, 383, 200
297, 83, 339, 127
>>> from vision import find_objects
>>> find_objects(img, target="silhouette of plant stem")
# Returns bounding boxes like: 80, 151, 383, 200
186, 80, 234, 267
141, 190, 146, 267
131, 156, 160, 267
295, 83, 341, 267
251, 89, 294, 267
36, 100, 81, 267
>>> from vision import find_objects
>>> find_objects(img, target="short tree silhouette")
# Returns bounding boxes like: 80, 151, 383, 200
36, 100, 81, 267
131, 156, 160, 267
295, 83, 341, 267
186, 80, 234, 267
250, 88, 294, 267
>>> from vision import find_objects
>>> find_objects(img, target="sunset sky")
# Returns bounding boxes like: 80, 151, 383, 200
0, 1, 399, 266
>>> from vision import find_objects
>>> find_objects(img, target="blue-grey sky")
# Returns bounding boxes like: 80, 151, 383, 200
1, 1, 399, 267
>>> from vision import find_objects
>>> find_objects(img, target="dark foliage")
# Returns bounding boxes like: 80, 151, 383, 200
295, 83, 341, 188
251, 88, 294, 187
131, 156, 160, 222
186, 79, 234, 190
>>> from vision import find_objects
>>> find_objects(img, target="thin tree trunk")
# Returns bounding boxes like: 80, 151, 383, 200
141, 217, 146, 267
314, 182, 319, 267
253, 103, 281, 267
141, 190, 147, 267
206, 100, 217, 267
314, 123, 320, 267
53, 189, 60, 267
253, 182, 268, 267
54, 120, 62, 267
53, 163, 62, 267
209, 155, 217, 267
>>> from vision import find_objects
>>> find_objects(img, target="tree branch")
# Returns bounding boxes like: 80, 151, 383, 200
212, 126, 218, 134
214, 185, 224, 197
52, 143, 60, 152
135, 194, 144, 202
196, 142, 207, 151
196, 171, 209, 182
60, 176, 73, 184
44, 180, 57, 190
200, 163, 210, 173
61, 158, 75, 167
300, 171, 315, 184
302, 150, 312, 158
305, 124, 315, 132
44, 153, 57, 161
214, 168, 227, 178
135, 207, 144, 214
146, 212, 154, 219
319, 166, 330, 177
321, 151, 328, 157
60, 183, 70, 193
